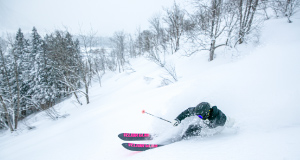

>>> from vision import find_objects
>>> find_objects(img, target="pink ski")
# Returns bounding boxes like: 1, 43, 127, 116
118, 133, 154, 141
122, 143, 163, 151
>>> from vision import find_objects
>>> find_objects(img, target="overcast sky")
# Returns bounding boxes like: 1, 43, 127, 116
0, 0, 177, 36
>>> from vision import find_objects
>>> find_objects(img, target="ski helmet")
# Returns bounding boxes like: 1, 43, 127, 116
195, 102, 211, 120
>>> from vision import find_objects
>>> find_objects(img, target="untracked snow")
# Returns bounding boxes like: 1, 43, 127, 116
1, 16, 300, 160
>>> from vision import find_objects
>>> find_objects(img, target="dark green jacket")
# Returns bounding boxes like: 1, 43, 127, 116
175, 106, 227, 128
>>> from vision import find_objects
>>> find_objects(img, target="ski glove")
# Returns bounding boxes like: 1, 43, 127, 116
173, 119, 181, 127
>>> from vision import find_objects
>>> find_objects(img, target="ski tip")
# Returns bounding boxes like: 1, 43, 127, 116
122, 143, 129, 148
142, 110, 145, 114
122, 143, 162, 151
118, 133, 123, 140
118, 133, 154, 141
122, 143, 139, 151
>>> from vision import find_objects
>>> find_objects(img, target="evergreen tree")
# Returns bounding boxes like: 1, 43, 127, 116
40, 34, 62, 108
28, 27, 45, 110
0, 38, 14, 131
11, 28, 30, 129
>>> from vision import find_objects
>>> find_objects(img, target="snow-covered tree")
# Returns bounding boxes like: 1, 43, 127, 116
28, 27, 49, 110
11, 28, 31, 129
0, 37, 14, 131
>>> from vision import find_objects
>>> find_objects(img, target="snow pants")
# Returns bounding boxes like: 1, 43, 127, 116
183, 124, 202, 138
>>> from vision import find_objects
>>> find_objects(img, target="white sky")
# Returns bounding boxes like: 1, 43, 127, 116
0, 0, 176, 36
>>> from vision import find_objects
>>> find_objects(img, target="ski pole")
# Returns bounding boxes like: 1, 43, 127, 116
142, 110, 172, 123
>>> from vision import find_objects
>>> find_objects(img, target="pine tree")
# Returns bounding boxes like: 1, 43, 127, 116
40, 34, 61, 108
28, 27, 45, 111
0, 38, 14, 131
11, 28, 30, 129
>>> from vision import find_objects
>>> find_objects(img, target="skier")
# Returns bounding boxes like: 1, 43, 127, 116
119, 103, 233, 151
173, 102, 228, 138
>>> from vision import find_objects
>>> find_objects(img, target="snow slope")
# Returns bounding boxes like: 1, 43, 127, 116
1, 16, 300, 160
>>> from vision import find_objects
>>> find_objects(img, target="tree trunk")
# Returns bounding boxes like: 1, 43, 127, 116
82, 73, 90, 104
238, 0, 244, 44
73, 90, 82, 105
246, 0, 259, 33
209, 0, 217, 61
238, 0, 259, 44
13, 56, 21, 130
0, 95, 14, 132
0, 50, 15, 130
175, 36, 180, 52
285, 0, 291, 16
85, 81, 89, 104
209, 39, 216, 61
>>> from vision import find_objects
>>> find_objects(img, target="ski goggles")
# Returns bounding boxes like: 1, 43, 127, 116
197, 115, 203, 119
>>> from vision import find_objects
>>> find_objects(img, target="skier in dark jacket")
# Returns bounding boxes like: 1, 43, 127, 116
173, 102, 227, 138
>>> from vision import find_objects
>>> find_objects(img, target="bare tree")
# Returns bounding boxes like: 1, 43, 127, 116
163, 63, 178, 82
270, 0, 284, 17
73, 39, 90, 105
163, 1, 185, 53
270, 0, 300, 22
285, 0, 300, 23
190, 0, 239, 61
134, 27, 144, 57
92, 48, 107, 87
259, 0, 270, 20
110, 31, 127, 73
79, 28, 98, 86
128, 34, 137, 58
147, 14, 168, 67
237, 0, 259, 45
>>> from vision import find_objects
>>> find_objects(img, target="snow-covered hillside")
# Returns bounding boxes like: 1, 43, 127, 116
1, 16, 300, 160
